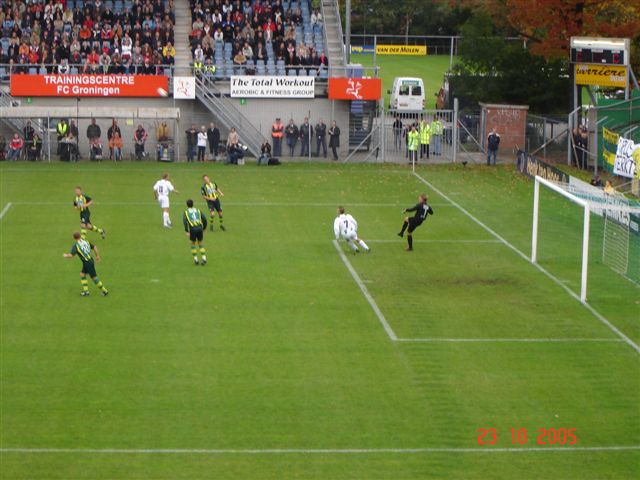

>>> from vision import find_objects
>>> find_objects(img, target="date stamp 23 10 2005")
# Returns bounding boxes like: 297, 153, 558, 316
477, 427, 578, 446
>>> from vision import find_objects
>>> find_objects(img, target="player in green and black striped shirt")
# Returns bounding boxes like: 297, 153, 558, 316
63, 232, 109, 296
73, 186, 106, 239
183, 199, 208, 265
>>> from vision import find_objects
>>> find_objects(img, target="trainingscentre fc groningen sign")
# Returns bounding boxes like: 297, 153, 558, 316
230, 76, 315, 98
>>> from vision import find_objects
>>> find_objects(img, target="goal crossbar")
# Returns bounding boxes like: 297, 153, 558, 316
532, 176, 590, 302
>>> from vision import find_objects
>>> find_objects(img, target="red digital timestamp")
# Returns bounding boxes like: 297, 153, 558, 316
477, 427, 578, 446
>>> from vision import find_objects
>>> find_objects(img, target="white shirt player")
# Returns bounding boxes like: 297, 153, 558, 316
153, 178, 175, 208
333, 209, 370, 253
334, 213, 358, 240
153, 175, 178, 227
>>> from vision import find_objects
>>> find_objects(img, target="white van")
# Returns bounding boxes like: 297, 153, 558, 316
389, 77, 425, 114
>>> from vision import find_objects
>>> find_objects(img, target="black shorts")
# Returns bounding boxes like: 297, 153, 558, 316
189, 227, 204, 242
80, 210, 91, 224
207, 199, 222, 213
407, 217, 423, 233
81, 260, 97, 277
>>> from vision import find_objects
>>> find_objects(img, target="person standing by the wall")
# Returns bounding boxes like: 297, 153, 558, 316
431, 115, 443, 156
185, 124, 198, 162
578, 126, 589, 170
87, 118, 102, 161
407, 125, 419, 165
299, 117, 313, 157
207, 122, 220, 160
285, 119, 299, 157
197, 125, 208, 162
392, 116, 403, 151
271, 117, 284, 157
487, 127, 500, 166
315, 118, 327, 158
419, 116, 430, 160
328, 120, 340, 161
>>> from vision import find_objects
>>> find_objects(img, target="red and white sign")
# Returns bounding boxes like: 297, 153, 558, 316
10, 74, 169, 97
328, 77, 382, 100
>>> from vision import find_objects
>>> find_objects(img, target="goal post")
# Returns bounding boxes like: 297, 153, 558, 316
532, 175, 591, 303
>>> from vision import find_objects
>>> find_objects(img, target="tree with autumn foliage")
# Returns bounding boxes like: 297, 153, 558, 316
459, 0, 640, 63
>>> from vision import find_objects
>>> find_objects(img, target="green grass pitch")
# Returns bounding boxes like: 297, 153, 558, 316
356, 54, 453, 109
0, 162, 638, 479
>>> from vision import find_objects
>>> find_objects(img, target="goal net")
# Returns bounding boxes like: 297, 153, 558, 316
532, 176, 640, 302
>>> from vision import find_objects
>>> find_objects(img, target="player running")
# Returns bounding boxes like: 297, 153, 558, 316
398, 194, 434, 251
183, 199, 208, 265
63, 232, 109, 296
153, 173, 179, 228
200, 174, 226, 231
333, 207, 370, 254
73, 187, 106, 240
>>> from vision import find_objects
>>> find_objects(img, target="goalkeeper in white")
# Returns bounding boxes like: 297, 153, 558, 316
334, 207, 370, 253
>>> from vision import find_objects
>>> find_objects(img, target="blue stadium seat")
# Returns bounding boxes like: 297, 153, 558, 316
70, 67, 79, 74
39, 66, 47, 74
288, 69, 297, 76
0, 67, 7, 80
308, 69, 317, 77
257, 65, 266, 75
28, 67, 38, 75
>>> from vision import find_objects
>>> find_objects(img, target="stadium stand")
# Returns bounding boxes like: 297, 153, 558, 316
0, 0, 176, 75
189, 0, 328, 78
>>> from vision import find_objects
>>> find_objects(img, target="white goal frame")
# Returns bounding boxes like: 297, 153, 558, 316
531, 176, 591, 303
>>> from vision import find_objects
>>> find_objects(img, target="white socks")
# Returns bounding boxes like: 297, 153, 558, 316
347, 240, 359, 251
358, 239, 369, 251
163, 211, 171, 227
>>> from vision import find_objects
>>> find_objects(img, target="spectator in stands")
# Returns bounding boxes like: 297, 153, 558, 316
207, 122, 220, 160
109, 131, 123, 161
134, 124, 148, 160
328, 120, 340, 161
299, 117, 312, 157
271, 117, 284, 157
162, 42, 176, 65
185, 124, 198, 162
315, 118, 327, 158
7, 133, 23, 161
233, 49, 247, 69
285, 119, 298, 157
311, 9, 322, 26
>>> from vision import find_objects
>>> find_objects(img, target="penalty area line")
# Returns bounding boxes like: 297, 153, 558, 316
1, 446, 639, 455
0, 202, 12, 221
412, 172, 640, 356
332, 239, 398, 341
396, 338, 624, 343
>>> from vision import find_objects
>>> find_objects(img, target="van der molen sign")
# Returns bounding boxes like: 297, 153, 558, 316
230, 76, 315, 98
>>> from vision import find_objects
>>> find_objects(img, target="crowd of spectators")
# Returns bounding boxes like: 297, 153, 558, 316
189, 0, 328, 77
0, 0, 176, 75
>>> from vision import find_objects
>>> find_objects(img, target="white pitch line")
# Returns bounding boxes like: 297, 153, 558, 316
396, 338, 624, 343
11, 201, 452, 208
0, 202, 12, 221
412, 172, 640, 356
1, 446, 638, 455
367, 239, 500, 244
332, 239, 398, 341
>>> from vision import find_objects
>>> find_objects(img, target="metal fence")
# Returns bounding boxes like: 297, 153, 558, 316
0, 114, 179, 162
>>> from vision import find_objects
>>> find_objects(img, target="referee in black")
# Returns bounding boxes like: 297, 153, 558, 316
397, 194, 434, 251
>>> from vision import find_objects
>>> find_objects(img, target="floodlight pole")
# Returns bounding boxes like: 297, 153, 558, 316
345, 0, 351, 64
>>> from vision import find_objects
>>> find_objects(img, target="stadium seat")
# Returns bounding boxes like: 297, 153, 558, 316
39, 66, 47, 74
28, 67, 38, 75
